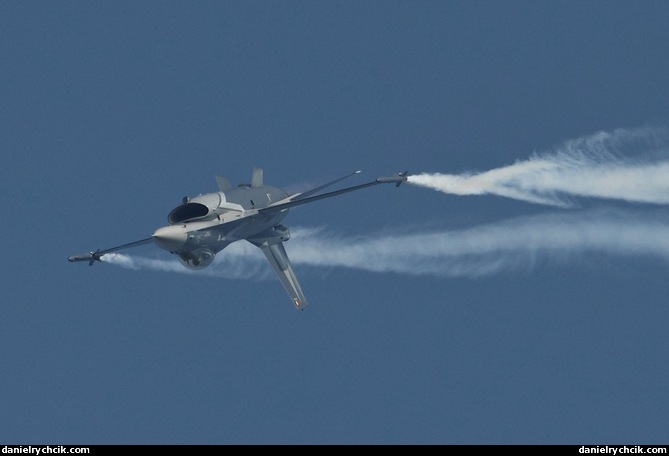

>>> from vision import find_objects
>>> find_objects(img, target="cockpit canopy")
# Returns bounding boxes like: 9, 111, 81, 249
168, 202, 209, 224
167, 192, 222, 224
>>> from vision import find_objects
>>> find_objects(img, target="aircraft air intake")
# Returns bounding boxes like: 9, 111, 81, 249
178, 249, 216, 270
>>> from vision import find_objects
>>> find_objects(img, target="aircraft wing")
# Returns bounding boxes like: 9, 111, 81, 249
288, 170, 362, 201
68, 237, 154, 265
259, 171, 408, 215
250, 240, 308, 310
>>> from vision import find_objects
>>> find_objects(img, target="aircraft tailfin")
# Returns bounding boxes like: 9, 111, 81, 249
216, 176, 231, 191
251, 166, 263, 188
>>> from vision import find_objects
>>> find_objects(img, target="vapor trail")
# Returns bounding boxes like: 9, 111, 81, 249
102, 209, 669, 279
101, 126, 669, 278
407, 126, 669, 206
102, 241, 269, 280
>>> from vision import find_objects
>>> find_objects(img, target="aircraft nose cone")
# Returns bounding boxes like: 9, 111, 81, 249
152, 226, 188, 251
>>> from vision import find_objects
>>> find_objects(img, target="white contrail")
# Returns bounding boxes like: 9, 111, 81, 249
101, 241, 270, 280
407, 126, 669, 206
101, 209, 669, 278
100, 126, 669, 279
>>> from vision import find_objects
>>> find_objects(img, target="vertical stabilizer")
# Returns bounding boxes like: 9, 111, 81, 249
216, 176, 231, 191
251, 167, 263, 188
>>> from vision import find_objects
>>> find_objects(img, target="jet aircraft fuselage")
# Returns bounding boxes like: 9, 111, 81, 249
154, 182, 292, 270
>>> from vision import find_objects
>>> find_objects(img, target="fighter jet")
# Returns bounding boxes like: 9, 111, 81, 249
69, 168, 408, 309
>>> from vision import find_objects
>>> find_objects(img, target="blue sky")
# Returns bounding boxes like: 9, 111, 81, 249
2, 1, 668, 444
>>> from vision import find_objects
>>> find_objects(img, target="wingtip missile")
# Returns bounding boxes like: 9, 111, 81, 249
68, 250, 102, 266
376, 171, 409, 187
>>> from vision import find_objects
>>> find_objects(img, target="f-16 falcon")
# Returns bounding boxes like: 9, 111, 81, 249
69, 168, 408, 309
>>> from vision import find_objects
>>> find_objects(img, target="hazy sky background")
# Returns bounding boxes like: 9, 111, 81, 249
2, 1, 668, 444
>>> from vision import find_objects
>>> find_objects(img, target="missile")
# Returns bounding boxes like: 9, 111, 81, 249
376, 171, 409, 187
68, 251, 101, 266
